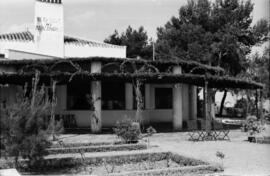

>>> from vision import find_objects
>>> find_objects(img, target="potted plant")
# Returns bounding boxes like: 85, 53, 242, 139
242, 115, 264, 142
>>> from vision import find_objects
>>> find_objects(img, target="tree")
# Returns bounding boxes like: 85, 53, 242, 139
237, 47, 270, 117
248, 48, 269, 97
156, 0, 269, 116
105, 26, 152, 59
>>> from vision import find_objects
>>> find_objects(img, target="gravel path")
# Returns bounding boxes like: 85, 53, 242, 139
58, 129, 270, 176
150, 130, 270, 176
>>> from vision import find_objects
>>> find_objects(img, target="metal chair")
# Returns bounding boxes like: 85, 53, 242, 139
212, 121, 230, 140
199, 120, 215, 141
187, 120, 200, 141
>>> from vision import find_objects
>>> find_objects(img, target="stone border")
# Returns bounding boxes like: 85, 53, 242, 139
1, 151, 222, 175
47, 143, 147, 154
109, 165, 222, 176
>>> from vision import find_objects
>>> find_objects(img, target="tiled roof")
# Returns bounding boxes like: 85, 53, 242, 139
0, 31, 125, 48
36, 0, 62, 4
0, 31, 34, 41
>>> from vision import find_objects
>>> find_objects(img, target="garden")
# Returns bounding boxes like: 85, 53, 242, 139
0, 75, 223, 176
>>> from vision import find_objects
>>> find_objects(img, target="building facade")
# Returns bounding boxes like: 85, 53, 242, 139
0, 0, 197, 131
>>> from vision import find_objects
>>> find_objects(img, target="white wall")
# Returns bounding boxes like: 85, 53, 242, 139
34, 1, 64, 57
64, 43, 126, 58
7, 49, 54, 60
54, 84, 174, 128
0, 41, 35, 58
0, 81, 195, 129
182, 84, 190, 121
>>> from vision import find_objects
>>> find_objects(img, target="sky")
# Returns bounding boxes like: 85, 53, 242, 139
0, 0, 269, 42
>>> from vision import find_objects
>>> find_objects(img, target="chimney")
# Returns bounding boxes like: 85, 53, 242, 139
34, 0, 64, 58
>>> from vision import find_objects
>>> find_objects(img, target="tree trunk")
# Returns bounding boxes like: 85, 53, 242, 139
219, 90, 227, 116
51, 80, 57, 141
135, 79, 143, 123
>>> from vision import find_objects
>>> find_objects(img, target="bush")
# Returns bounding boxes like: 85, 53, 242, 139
113, 118, 141, 143
241, 115, 264, 136
0, 74, 63, 169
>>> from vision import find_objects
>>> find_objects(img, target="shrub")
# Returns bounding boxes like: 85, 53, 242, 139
241, 115, 264, 136
0, 74, 63, 169
113, 117, 141, 143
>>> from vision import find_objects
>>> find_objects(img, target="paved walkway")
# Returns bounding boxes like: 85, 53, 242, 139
150, 130, 270, 176
58, 128, 270, 176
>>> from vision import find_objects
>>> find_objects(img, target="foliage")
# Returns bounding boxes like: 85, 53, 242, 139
241, 47, 270, 98
113, 117, 141, 143
216, 151, 225, 160
241, 115, 265, 136
0, 73, 63, 169
216, 151, 225, 168
234, 97, 257, 117
146, 126, 157, 136
104, 26, 152, 59
156, 0, 269, 76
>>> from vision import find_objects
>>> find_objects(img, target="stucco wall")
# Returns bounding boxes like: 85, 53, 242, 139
64, 43, 126, 58
0, 82, 194, 129
7, 49, 54, 60
54, 84, 175, 128
182, 84, 190, 121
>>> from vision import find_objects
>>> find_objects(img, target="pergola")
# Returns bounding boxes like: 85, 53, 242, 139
0, 57, 264, 132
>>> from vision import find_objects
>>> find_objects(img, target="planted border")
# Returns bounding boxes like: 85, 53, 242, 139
0, 151, 222, 175
109, 165, 222, 176
47, 143, 147, 154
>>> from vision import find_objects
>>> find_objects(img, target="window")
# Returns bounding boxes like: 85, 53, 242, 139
155, 88, 172, 109
102, 82, 125, 110
67, 81, 92, 110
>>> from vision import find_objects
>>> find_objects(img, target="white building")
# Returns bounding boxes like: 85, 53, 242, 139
0, 0, 126, 60
0, 0, 262, 133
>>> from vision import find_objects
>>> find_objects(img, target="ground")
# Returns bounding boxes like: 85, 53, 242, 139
59, 127, 270, 176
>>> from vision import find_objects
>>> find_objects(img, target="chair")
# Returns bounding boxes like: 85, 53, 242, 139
199, 119, 215, 140
212, 121, 230, 140
187, 120, 200, 141
62, 114, 77, 129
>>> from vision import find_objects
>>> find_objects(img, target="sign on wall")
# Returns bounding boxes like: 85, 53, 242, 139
36, 16, 62, 33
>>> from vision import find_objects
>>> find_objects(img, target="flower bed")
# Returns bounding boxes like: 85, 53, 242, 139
51, 141, 116, 148
47, 143, 147, 154
4, 152, 222, 175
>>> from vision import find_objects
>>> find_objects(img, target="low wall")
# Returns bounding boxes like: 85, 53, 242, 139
62, 109, 173, 128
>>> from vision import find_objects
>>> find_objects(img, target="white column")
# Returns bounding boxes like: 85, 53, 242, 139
125, 83, 133, 110
208, 88, 216, 120
91, 61, 102, 132
189, 85, 197, 120
173, 66, 183, 130
145, 84, 151, 110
